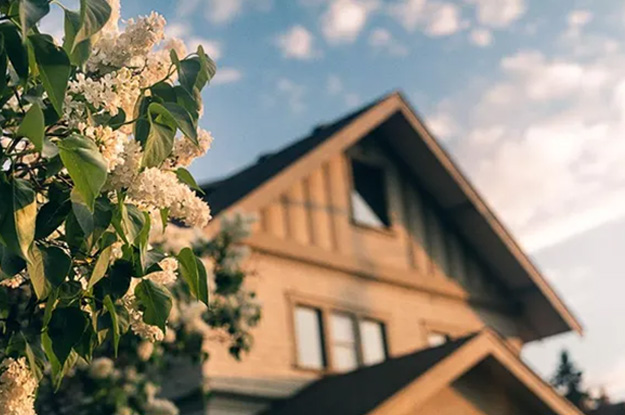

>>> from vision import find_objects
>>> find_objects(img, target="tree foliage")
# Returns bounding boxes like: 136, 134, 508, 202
0, 0, 223, 413
35, 216, 261, 415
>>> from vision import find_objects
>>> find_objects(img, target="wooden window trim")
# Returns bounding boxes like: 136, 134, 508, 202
287, 291, 390, 374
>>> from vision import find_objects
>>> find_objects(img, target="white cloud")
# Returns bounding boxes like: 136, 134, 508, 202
326, 74, 344, 95
469, 28, 493, 47
389, 0, 463, 37
177, 0, 272, 24
213, 68, 244, 85
568, 9, 593, 29
388, 0, 426, 31
565, 9, 593, 38
276, 25, 319, 60
207, 0, 244, 23
498, 51, 609, 101
165, 22, 190, 39
426, 111, 458, 140
470, 0, 526, 28
423, 2, 462, 36
368, 28, 409, 56
434, 44, 625, 251
186, 38, 223, 60
321, 0, 379, 44
277, 78, 307, 113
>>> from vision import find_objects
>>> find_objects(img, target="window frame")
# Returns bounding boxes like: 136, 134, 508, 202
288, 293, 389, 374
347, 156, 394, 233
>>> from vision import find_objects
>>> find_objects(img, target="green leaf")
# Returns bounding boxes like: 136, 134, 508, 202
93, 259, 131, 301
134, 279, 172, 332
17, 102, 44, 152
196, 44, 217, 88
62, 9, 91, 66
26, 245, 71, 299
0, 34, 8, 95
41, 331, 61, 384
0, 286, 8, 319
74, 0, 112, 46
177, 247, 209, 306
103, 295, 120, 356
23, 335, 43, 381
35, 198, 71, 240
58, 135, 107, 210
19, 0, 50, 38
47, 307, 89, 367
173, 85, 201, 121
0, 178, 36, 260
160, 102, 198, 144
0, 245, 26, 278
176, 167, 204, 194
43, 288, 57, 326
175, 45, 217, 94
112, 203, 145, 246
141, 103, 176, 168
159, 207, 169, 231
28, 34, 70, 116
0, 23, 29, 81
88, 245, 111, 288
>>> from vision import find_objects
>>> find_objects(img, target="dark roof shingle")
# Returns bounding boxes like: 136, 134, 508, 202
261, 335, 474, 415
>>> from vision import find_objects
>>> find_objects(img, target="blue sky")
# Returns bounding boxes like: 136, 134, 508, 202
50, 0, 625, 399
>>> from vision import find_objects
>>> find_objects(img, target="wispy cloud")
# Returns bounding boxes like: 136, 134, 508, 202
435, 42, 625, 251
213, 68, 244, 85
469, 27, 493, 47
469, 0, 526, 28
388, 0, 464, 37
276, 78, 307, 113
177, 0, 272, 24
368, 28, 408, 56
276, 25, 320, 60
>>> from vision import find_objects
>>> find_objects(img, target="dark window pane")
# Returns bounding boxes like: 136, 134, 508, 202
351, 160, 391, 228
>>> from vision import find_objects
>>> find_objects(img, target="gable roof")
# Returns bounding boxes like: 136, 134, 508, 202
260, 336, 474, 415
202, 91, 582, 341
202, 95, 384, 215
261, 330, 584, 415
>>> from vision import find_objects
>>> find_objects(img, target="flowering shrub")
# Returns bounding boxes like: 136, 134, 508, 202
35, 215, 261, 415
0, 0, 224, 413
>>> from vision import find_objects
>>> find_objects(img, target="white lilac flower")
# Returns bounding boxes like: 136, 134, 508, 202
145, 398, 179, 415
146, 257, 178, 286
83, 125, 127, 171
88, 12, 166, 73
179, 302, 209, 335
137, 341, 155, 361
128, 303, 165, 343
128, 168, 211, 228
0, 358, 38, 415
163, 327, 176, 343
89, 357, 115, 379
169, 129, 213, 168
0, 275, 24, 289
144, 382, 159, 401
103, 0, 121, 33
107, 139, 143, 191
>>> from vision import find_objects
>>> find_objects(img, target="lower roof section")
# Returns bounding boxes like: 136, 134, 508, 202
261, 329, 584, 415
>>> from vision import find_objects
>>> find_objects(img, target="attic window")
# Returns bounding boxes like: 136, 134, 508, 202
350, 159, 391, 228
